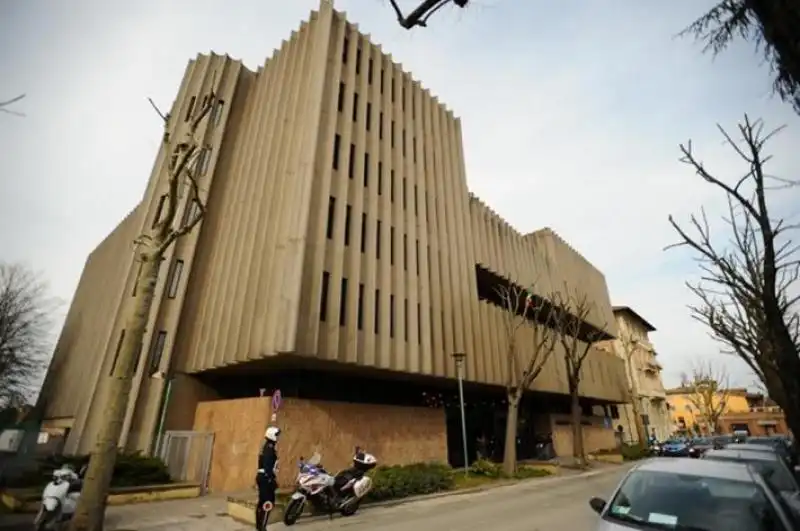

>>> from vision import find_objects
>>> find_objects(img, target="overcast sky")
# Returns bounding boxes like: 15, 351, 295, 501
1, 0, 798, 389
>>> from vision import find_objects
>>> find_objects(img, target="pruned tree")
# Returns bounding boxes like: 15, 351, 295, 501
679, 361, 732, 435
0, 263, 55, 408
0, 94, 26, 117
665, 115, 800, 445
550, 287, 608, 466
680, 1, 800, 113
387, 0, 469, 29
69, 90, 215, 531
618, 333, 648, 446
495, 283, 558, 476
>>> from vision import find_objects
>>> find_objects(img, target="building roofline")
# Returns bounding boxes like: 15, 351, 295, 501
665, 386, 749, 396
612, 305, 656, 332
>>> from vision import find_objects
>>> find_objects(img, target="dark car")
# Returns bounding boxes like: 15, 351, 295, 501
712, 434, 735, 449
728, 442, 797, 471
660, 438, 691, 457
688, 437, 715, 458
588, 458, 798, 530
747, 436, 798, 468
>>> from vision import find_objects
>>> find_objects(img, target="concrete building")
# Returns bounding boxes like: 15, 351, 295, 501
40, 1, 627, 485
599, 306, 670, 442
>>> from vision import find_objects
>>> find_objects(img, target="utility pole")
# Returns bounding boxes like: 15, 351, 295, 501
388, 0, 469, 29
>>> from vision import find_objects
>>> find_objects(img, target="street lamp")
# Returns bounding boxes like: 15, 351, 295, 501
452, 352, 469, 476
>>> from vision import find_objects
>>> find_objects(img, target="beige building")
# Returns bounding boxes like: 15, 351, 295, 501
600, 306, 670, 442
40, 1, 627, 476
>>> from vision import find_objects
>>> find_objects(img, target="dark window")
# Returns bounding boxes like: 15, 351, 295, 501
364, 153, 369, 187
152, 194, 167, 228
166, 259, 184, 299
402, 86, 406, 111
389, 295, 395, 338
352, 93, 358, 122
404, 299, 409, 341
403, 235, 408, 270
196, 147, 210, 175
378, 162, 383, 195
413, 138, 416, 162
415, 240, 420, 274
402, 130, 406, 156
148, 331, 167, 375
333, 134, 341, 170
360, 213, 367, 253
368, 58, 373, 84
348, 144, 356, 179
366, 103, 371, 131
414, 185, 418, 215
390, 170, 395, 202
380, 69, 384, 94
391, 80, 395, 102
417, 303, 422, 344
344, 205, 352, 246
376, 221, 382, 259
212, 99, 225, 126
342, 37, 348, 63
337, 83, 345, 112
356, 47, 361, 74
132, 262, 143, 296
357, 283, 365, 330
379, 112, 383, 139
390, 226, 395, 265
339, 278, 348, 326
402, 178, 407, 209
326, 197, 335, 239
185, 96, 196, 121
320, 271, 330, 321
109, 330, 126, 376
374, 289, 381, 333
391, 121, 395, 147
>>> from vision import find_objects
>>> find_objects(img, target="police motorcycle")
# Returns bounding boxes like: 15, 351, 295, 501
33, 464, 87, 530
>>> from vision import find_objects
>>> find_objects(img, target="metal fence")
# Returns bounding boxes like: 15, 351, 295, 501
157, 430, 214, 495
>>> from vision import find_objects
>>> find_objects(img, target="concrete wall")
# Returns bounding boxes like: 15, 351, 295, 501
193, 396, 447, 492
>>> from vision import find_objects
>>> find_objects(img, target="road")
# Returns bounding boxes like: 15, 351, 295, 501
0, 465, 627, 530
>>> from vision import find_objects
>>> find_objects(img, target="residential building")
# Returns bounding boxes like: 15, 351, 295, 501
666, 387, 750, 435
39, 1, 627, 489
718, 393, 791, 436
598, 306, 670, 442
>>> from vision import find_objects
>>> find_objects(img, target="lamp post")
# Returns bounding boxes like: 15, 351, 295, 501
452, 352, 469, 476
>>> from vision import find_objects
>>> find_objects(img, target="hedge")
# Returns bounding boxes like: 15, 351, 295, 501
468, 458, 551, 479
366, 462, 454, 502
620, 443, 650, 461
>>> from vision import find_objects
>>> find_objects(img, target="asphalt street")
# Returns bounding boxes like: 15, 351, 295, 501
0, 465, 628, 530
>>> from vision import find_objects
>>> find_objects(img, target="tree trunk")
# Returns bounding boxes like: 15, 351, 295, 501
69, 253, 160, 531
569, 382, 585, 466
502, 391, 521, 477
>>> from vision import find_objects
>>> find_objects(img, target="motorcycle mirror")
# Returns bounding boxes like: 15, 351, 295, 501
589, 497, 606, 515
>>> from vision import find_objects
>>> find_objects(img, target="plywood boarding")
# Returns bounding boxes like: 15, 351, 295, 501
193, 396, 447, 492
551, 416, 616, 457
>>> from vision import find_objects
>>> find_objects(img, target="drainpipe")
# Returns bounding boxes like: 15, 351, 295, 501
150, 371, 174, 457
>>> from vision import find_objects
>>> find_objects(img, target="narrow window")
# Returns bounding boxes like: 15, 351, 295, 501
391, 121, 395, 147
413, 138, 417, 163
389, 295, 395, 338
390, 227, 395, 265
414, 185, 419, 216
376, 221, 382, 259
402, 130, 406, 156
356, 47, 361, 74
390, 171, 395, 202
185, 96, 196, 122
320, 271, 330, 321
181, 199, 200, 228
333, 134, 341, 170
110, 330, 126, 376
391, 80, 395, 102
148, 331, 167, 375
344, 205, 352, 246
402, 178, 407, 210
166, 259, 184, 299
152, 194, 167, 228
417, 303, 422, 344
197, 147, 210, 176
402, 86, 406, 111
352, 93, 358, 122
326, 197, 336, 239
357, 284, 365, 330
348, 144, 356, 179
368, 58, 373, 84
342, 37, 349, 63
337, 83, 345, 112
132, 262, 143, 296
403, 235, 408, 270
378, 162, 383, 195
213, 100, 225, 126
364, 153, 369, 187
339, 278, 348, 326
366, 103, 371, 131
374, 289, 381, 333
415, 240, 420, 275
360, 213, 367, 253
379, 112, 384, 139
380, 69, 384, 94
404, 299, 409, 341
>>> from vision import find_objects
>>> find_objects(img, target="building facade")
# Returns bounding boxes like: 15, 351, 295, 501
40, 1, 627, 469
599, 306, 670, 442
666, 387, 750, 435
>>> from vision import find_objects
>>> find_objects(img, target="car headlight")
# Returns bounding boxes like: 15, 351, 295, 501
689, 448, 696, 452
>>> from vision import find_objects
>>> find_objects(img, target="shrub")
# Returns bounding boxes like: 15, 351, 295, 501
620, 443, 649, 461
469, 458, 504, 478
29, 452, 171, 488
366, 462, 454, 502
514, 465, 552, 479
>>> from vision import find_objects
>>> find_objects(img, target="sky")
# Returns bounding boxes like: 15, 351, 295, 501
1, 0, 798, 390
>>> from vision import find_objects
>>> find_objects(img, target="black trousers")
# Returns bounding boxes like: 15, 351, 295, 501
255, 474, 276, 531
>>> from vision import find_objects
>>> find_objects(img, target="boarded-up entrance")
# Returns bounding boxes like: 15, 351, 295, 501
193, 397, 447, 492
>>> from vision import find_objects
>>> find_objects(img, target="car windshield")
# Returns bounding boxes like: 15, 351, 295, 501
703, 456, 797, 492
693, 438, 711, 445
748, 438, 780, 446
714, 436, 734, 445
605, 470, 787, 531
664, 439, 685, 445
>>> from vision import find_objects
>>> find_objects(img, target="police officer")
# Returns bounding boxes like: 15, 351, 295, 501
255, 426, 281, 531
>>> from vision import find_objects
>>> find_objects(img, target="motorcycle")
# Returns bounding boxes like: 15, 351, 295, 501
33, 464, 86, 530
282, 447, 377, 526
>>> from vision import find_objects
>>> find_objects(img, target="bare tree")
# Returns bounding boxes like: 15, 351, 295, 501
495, 283, 558, 476
666, 115, 800, 443
387, 0, 469, 29
550, 287, 609, 466
69, 91, 215, 531
618, 334, 648, 446
0, 94, 26, 117
679, 361, 732, 435
0, 263, 55, 408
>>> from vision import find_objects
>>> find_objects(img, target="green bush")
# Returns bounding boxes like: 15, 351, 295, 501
469, 458, 504, 478
514, 465, 552, 479
620, 443, 649, 461
31, 452, 171, 488
366, 462, 454, 502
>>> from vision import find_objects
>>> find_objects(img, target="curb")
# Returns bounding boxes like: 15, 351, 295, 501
226, 462, 628, 526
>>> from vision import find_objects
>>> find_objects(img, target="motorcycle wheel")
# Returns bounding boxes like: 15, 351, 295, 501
283, 498, 304, 526
340, 499, 360, 517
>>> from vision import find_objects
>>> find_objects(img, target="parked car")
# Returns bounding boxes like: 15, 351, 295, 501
587, 458, 798, 530
712, 434, 735, 449
726, 442, 798, 472
747, 436, 799, 468
688, 437, 715, 458
660, 438, 691, 457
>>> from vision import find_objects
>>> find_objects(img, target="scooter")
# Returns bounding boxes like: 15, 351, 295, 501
33, 464, 86, 530
282, 447, 377, 526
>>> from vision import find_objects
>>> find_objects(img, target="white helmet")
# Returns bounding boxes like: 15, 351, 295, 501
264, 426, 281, 442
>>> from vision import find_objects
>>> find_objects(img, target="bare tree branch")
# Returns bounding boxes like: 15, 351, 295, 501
679, 360, 732, 434
387, 0, 469, 29
0, 94, 26, 117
